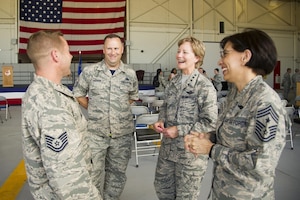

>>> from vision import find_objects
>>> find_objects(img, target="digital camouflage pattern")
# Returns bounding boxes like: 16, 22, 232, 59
212, 73, 223, 92
88, 134, 132, 200
282, 70, 291, 100
155, 69, 218, 199
73, 60, 139, 199
158, 69, 218, 163
156, 74, 167, 92
211, 75, 288, 200
73, 60, 139, 138
22, 75, 101, 200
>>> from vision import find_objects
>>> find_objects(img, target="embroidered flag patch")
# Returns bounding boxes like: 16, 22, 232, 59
255, 105, 279, 142
45, 132, 68, 152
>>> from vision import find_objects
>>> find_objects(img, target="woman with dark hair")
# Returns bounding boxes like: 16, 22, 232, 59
185, 28, 289, 199
168, 67, 177, 81
153, 68, 167, 92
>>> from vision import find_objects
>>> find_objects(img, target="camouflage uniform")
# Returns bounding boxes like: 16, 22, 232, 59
282, 71, 291, 100
291, 70, 300, 104
156, 74, 167, 92
154, 69, 218, 200
210, 76, 288, 199
73, 60, 139, 200
212, 73, 223, 92
22, 75, 101, 200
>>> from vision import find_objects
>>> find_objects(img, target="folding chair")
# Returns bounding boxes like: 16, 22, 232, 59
131, 105, 149, 120
136, 70, 145, 84
155, 91, 165, 100
151, 99, 164, 113
133, 113, 162, 167
294, 95, 300, 117
285, 106, 295, 150
140, 95, 158, 108
0, 96, 12, 123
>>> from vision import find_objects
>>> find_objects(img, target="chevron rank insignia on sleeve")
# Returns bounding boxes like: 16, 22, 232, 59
255, 105, 279, 142
45, 131, 68, 152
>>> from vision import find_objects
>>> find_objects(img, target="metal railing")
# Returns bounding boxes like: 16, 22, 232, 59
0, 64, 164, 87
0, 68, 79, 87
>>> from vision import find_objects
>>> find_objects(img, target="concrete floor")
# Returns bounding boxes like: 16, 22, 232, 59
1, 105, 300, 200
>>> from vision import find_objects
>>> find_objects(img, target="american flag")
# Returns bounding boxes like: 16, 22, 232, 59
19, 0, 126, 55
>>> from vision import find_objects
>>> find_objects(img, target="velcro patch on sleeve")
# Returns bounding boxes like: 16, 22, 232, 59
255, 105, 279, 142
45, 131, 68, 152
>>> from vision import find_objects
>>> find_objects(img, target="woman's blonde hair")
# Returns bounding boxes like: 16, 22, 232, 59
177, 36, 205, 68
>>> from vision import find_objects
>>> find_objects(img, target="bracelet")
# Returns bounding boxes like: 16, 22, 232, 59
209, 144, 215, 158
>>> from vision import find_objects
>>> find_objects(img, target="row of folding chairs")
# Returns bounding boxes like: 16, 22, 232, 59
131, 105, 163, 167
0, 96, 12, 123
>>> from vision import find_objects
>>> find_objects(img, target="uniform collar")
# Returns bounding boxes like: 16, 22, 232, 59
96, 60, 125, 76
229, 75, 263, 108
34, 74, 74, 99
172, 69, 200, 90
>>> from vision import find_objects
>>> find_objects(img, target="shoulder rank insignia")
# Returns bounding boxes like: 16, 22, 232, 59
255, 105, 279, 142
45, 132, 68, 152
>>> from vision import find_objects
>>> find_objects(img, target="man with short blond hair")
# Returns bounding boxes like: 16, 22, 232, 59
22, 30, 101, 200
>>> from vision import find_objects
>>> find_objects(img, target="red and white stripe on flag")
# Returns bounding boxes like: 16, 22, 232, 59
19, 0, 126, 55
